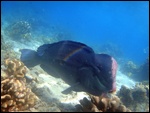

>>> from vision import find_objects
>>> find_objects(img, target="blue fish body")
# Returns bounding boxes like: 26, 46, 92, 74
20, 40, 117, 96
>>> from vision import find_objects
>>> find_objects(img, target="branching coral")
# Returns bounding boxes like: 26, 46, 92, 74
76, 95, 131, 112
4, 21, 31, 41
1, 59, 37, 112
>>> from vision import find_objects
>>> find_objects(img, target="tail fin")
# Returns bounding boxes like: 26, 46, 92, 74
20, 49, 40, 68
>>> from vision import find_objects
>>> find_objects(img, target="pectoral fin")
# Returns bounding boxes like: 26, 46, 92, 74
61, 82, 81, 94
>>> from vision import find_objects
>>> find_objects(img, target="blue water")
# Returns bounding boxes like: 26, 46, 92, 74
1, 1, 149, 65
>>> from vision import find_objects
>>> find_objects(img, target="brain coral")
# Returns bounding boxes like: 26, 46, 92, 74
1, 59, 37, 112
4, 59, 27, 78
1, 76, 36, 112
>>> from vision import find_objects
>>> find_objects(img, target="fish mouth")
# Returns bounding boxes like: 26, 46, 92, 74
83, 73, 107, 96
96, 72, 114, 91
94, 75, 107, 92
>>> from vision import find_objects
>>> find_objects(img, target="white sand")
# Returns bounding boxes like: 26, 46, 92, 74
116, 68, 136, 91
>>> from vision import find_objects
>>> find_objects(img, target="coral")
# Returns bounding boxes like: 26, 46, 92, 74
120, 58, 149, 81
1, 34, 4, 46
4, 21, 31, 41
16, 99, 61, 112
136, 57, 149, 81
1, 75, 36, 112
4, 59, 28, 78
134, 82, 149, 99
1, 69, 8, 80
1, 50, 19, 65
117, 85, 134, 104
31, 100, 61, 112
117, 84, 149, 112
141, 81, 149, 85
76, 95, 131, 112
1, 59, 37, 112
127, 61, 137, 69
1, 35, 13, 50
120, 61, 138, 77
1, 35, 19, 64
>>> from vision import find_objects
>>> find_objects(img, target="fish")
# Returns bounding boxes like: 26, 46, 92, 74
20, 40, 117, 96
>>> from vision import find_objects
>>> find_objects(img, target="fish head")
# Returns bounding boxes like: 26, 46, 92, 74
20, 49, 40, 67
78, 54, 117, 96
94, 54, 117, 93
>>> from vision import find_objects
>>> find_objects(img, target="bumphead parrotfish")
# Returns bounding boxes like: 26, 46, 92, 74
20, 40, 117, 96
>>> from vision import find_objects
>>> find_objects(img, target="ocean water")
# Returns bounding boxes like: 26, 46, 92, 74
1, 1, 149, 112
2, 1, 149, 65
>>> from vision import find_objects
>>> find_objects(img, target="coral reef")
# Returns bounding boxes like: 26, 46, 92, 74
1, 69, 8, 80
1, 34, 4, 47
1, 50, 19, 65
30, 100, 61, 112
117, 83, 149, 112
1, 35, 19, 65
1, 59, 37, 112
17, 99, 61, 112
4, 59, 28, 78
76, 94, 131, 112
141, 80, 149, 85
1, 34, 13, 50
4, 21, 31, 41
117, 86, 133, 104
1, 76, 36, 112
120, 61, 138, 77
136, 57, 149, 81
120, 58, 149, 81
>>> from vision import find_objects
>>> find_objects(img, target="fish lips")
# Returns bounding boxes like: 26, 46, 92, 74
86, 73, 109, 96
90, 74, 116, 96
79, 67, 115, 96
94, 75, 108, 92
